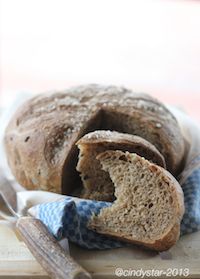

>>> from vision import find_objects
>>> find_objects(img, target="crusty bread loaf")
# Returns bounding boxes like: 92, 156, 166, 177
76, 130, 166, 201
88, 150, 184, 251
4, 85, 185, 194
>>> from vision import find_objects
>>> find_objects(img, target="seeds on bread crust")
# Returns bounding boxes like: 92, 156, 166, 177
4, 84, 185, 193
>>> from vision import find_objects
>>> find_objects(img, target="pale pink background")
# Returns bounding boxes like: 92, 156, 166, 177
0, 0, 200, 122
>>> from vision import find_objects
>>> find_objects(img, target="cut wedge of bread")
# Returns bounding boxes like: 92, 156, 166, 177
88, 150, 184, 251
5, 85, 185, 193
76, 130, 166, 201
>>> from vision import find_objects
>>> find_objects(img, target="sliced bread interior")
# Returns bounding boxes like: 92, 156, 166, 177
76, 130, 166, 201
88, 150, 184, 251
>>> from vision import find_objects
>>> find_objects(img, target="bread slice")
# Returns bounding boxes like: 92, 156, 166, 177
88, 150, 184, 251
76, 130, 166, 201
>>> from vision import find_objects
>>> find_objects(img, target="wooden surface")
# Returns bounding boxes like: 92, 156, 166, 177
0, 222, 200, 279
16, 217, 91, 279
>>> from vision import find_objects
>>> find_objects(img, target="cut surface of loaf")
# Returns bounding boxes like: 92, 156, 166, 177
88, 150, 184, 251
76, 130, 166, 201
4, 84, 185, 193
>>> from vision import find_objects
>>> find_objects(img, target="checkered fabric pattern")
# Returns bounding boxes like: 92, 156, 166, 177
181, 155, 200, 235
32, 155, 200, 250
35, 197, 127, 249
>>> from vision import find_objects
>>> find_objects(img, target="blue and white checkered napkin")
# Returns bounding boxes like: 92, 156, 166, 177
31, 196, 126, 249
29, 155, 200, 250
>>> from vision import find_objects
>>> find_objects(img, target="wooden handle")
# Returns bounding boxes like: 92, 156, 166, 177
16, 217, 91, 279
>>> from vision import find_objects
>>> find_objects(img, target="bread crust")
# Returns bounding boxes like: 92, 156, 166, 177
77, 130, 166, 168
88, 150, 185, 251
89, 222, 181, 251
4, 85, 185, 193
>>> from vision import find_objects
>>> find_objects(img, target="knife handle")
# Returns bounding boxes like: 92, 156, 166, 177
16, 216, 91, 279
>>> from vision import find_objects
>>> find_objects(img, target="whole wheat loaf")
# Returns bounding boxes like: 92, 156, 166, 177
4, 85, 185, 194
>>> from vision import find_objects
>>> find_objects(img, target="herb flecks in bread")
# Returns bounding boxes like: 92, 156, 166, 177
76, 130, 166, 201
88, 150, 184, 251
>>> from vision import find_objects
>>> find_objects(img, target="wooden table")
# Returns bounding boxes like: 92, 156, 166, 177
0, 221, 200, 279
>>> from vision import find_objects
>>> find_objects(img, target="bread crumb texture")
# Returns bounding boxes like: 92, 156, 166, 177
88, 150, 185, 251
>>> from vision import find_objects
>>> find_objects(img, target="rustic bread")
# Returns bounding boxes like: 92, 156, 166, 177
4, 84, 185, 194
76, 130, 166, 201
88, 150, 184, 251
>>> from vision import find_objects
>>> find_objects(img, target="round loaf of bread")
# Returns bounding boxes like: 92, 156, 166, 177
4, 84, 185, 193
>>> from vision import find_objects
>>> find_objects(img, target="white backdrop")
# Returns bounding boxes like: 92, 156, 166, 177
1, 0, 200, 121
